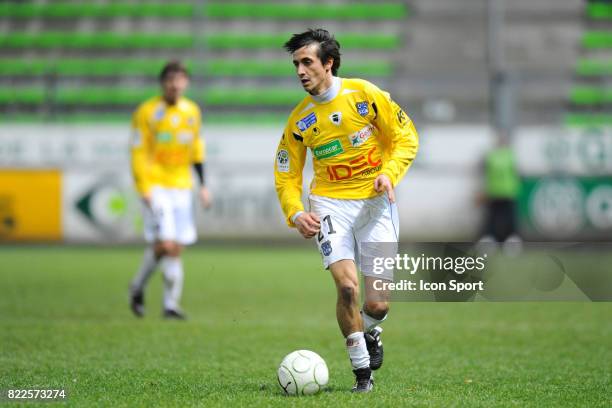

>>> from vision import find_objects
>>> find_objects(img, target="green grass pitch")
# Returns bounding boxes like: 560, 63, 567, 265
0, 246, 610, 407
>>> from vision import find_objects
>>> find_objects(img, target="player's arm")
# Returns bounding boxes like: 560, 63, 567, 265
368, 84, 419, 199
274, 126, 308, 225
191, 107, 211, 209
130, 106, 154, 203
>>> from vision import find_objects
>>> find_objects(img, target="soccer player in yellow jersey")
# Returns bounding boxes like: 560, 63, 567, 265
129, 61, 211, 319
275, 29, 419, 392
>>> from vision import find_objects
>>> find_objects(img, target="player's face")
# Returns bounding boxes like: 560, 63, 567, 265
161, 72, 189, 105
292, 44, 333, 96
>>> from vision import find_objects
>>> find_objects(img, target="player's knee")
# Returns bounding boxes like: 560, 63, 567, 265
169, 244, 182, 257
157, 241, 179, 257
153, 243, 166, 258
339, 282, 358, 306
364, 301, 389, 319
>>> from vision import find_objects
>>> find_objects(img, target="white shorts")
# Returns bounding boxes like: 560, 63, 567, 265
143, 187, 197, 245
309, 194, 399, 280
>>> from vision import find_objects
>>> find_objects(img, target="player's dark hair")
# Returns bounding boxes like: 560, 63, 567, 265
159, 60, 189, 82
284, 28, 341, 76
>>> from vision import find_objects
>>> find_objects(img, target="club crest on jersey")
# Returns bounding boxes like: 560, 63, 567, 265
329, 112, 342, 126
348, 124, 374, 147
277, 149, 290, 172
153, 107, 165, 121
321, 240, 333, 256
297, 112, 317, 132
356, 101, 369, 116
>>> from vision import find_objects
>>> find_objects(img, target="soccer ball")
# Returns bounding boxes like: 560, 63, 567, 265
277, 350, 329, 396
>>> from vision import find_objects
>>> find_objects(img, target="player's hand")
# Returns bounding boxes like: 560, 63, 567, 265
199, 186, 212, 209
294, 212, 320, 239
141, 193, 152, 208
374, 174, 395, 203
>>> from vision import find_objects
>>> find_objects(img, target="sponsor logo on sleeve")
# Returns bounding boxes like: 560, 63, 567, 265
348, 124, 374, 147
277, 149, 290, 172
356, 101, 369, 116
312, 140, 344, 160
396, 108, 408, 126
296, 112, 317, 132
329, 112, 342, 126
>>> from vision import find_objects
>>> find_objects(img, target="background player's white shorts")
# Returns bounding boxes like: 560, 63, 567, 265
309, 193, 399, 280
143, 187, 197, 245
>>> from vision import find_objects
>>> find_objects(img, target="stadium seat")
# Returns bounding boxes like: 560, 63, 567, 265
0, 2, 194, 18
587, 3, 612, 20
205, 33, 400, 49
0, 60, 49, 76
576, 59, 612, 76
0, 58, 392, 78
0, 88, 46, 105
0, 2, 407, 20
1, 32, 397, 51
203, 88, 304, 106
54, 88, 159, 106
0, 32, 193, 49
582, 31, 612, 49
203, 3, 407, 20
204, 60, 392, 77
0, 87, 307, 108
564, 113, 612, 126
569, 87, 612, 106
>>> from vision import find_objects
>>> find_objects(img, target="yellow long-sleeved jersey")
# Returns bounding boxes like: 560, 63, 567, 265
274, 78, 419, 226
130, 96, 205, 195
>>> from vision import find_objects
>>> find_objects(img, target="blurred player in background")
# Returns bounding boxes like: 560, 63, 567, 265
129, 61, 211, 320
275, 29, 419, 392
477, 136, 522, 253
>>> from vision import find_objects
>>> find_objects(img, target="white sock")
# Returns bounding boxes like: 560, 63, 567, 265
346, 332, 370, 370
362, 311, 387, 332
162, 256, 183, 311
130, 247, 158, 293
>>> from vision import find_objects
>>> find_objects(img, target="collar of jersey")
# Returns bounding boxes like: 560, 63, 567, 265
157, 95, 186, 108
310, 77, 342, 104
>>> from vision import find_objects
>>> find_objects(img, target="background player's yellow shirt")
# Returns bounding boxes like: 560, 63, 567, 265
130, 96, 204, 195
275, 78, 419, 226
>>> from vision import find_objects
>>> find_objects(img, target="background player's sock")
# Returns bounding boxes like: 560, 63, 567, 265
346, 331, 370, 370
130, 247, 158, 294
162, 256, 184, 311
362, 310, 387, 332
